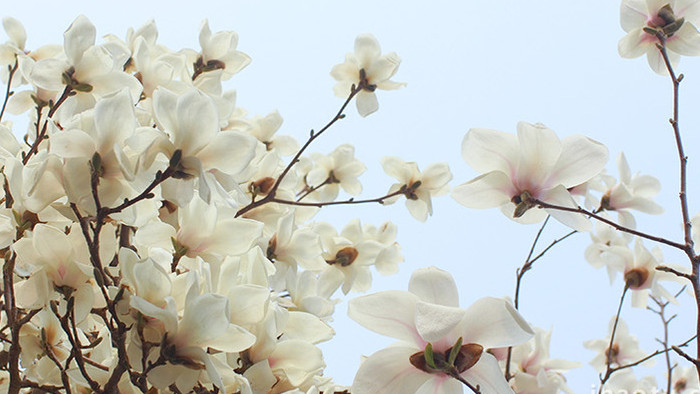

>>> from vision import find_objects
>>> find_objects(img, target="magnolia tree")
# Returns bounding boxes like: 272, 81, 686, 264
0, 1, 698, 393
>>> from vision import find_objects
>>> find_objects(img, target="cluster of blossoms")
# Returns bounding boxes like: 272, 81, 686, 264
0, 15, 466, 393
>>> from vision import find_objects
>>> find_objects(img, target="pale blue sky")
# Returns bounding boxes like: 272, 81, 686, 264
4, 1, 699, 391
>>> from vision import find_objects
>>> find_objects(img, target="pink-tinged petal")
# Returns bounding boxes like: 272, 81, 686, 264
197, 130, 257, 174
451, 171, 513, 209
356, 90, 378, 117
546, 135, 608, 188
462, 352, 515, 394
667, 23, 700, 55
415, 301, 466, 342
354, 34, 381, 66
416, 376, 462, 394
50, 129, 95, 158
618, 29, 652, 59
408, 266, 459, 307
461, 128, 519, 175
459, 297, 533, 349
352, 346, 430, 394
676, 0, 700, 22
541, 185, 593, 232
516, 122, 562, 189
32, 224, 73, 264
63, 15, 95, 65
647, 46, 679, 75
620, 0, 650, 31
348, 290, 423, 346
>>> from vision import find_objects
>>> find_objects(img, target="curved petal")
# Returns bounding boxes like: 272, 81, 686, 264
354, 34, 381, 66
462, 352, 515, 394
516, 122, 562, 189
352, 346, 430, 394
408, 266, 459, 307
547, 135, 608, 188
348, 290, 423, 346
356, 90, 378, 117
461, 128, 519, 174
197, 130, 257, 174
667, 22, 700, 55
459, 297, 533, 349
64, 15, 95, 65
541, 185, 592, 232
415, 301, 466, 342
451, 171, 513, 209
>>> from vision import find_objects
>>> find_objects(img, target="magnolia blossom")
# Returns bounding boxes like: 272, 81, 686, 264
672, 366, 700, 393
619, 0, 700, 74
506, 328, 580, 394
584, 318, 650, 372
330, 34, 405, 117
349, 266, 533, 393
595, 152, 663, 229
585, 216, 632, 282
452, 122, 609, 231
618, 238, 680, 308
305, 144, 366, 201
381, 156, 452, 222
600, 369, 658, 393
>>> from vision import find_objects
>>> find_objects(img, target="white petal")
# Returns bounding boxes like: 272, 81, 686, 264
356, 90, 378, 117
667, 23, 700, 55
547, 135, 609, 188
408, 266, 460, 307
354, 34, 381, 66
415, 301, 466, 342
348, 290, 423, 346
461, 128, 519, 175
197, 130, 257, 174
63, 15, 96, 65
516, 122, 562, 188
459, 297, 533, 349
352, 346, 430, 394
451, 171, 513, 209
3, 17, 26, 49
462, 353, 515, 394
541, 185, 592, 232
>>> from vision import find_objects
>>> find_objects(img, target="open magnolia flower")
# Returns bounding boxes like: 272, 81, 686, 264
619, 0, 700, 74
381, 156, 452, 222
330, 34, 405, 117
349, 266, 533, 393
452, 122, 609, 231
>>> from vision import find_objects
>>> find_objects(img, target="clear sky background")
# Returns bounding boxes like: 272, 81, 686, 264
4, 0, 700, 391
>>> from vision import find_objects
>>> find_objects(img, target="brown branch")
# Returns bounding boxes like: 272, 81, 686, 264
22, 85, 73, 165
530, 198, 686, 250
598, 285, 629, 394
236, 85, 361, 217
270, 189, 403, 209
0, 59, 18, 123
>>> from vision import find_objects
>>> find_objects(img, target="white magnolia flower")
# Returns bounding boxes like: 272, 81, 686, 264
507, 328, 580, 394
596, 152, 663, 229
131, 277, 256, 393
381, 156, 452, 222
671, 366, 700, 393
619, 0, 700, 74
149, 87, 257, 203
349, 266, 533, 394
585, 215, 632, 283
452, 122, 609, 231
305, 144, 366, 201
584, 318, 651, 372
330, 34, 405, 117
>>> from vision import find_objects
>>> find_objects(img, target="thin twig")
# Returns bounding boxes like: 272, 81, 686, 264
0, 59, 18, 123
598, 285, 629, 394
